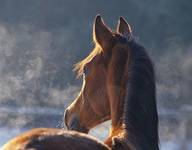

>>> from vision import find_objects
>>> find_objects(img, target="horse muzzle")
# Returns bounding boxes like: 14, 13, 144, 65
64, 109, 89, 133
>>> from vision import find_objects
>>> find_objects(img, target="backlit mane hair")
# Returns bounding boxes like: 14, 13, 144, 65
74, 31, 118, 78
74, 45, 102, 78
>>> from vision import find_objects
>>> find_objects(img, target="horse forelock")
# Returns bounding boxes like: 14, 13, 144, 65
74, 45, 102, 78
74, 33, 130, 79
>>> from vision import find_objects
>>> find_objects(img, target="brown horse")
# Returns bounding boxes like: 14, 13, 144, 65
1, 15, 159, 150
65, 15, 159, 149
1, 128, 110, 150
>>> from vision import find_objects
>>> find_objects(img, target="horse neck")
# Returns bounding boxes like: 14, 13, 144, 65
122, 43, 159, 150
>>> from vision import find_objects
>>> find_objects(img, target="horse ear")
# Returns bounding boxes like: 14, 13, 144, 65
93, 15, 113, 50
116, 17, 132, 40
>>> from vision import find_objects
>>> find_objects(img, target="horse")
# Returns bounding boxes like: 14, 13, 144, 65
65, 15, 159, 149
1, 129, 110, 150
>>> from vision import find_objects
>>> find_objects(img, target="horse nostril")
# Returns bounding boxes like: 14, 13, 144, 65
64, 109, 69, 129
64, 111, 89, 133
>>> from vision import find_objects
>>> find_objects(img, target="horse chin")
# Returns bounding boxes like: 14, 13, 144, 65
76, 126, 89, 134
66, 116, 89, 134
69, 125, 89, 134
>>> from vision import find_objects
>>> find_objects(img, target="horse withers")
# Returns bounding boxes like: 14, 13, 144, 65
1, 128, 110, 150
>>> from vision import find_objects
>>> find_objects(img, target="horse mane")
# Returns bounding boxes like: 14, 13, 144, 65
123, 40, 159, 150
74, 45, 102, 78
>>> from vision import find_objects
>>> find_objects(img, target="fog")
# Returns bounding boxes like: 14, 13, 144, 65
0, 0, 191, 149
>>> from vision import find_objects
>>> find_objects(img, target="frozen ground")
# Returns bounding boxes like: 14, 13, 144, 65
0, 105, 192, 150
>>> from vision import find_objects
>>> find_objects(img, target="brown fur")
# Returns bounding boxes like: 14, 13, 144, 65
1, 128, 110, 150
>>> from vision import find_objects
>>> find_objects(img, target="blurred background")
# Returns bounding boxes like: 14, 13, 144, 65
0, 0, 191, 149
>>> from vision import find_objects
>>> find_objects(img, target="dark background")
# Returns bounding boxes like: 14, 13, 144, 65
0, 0, 191, 109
